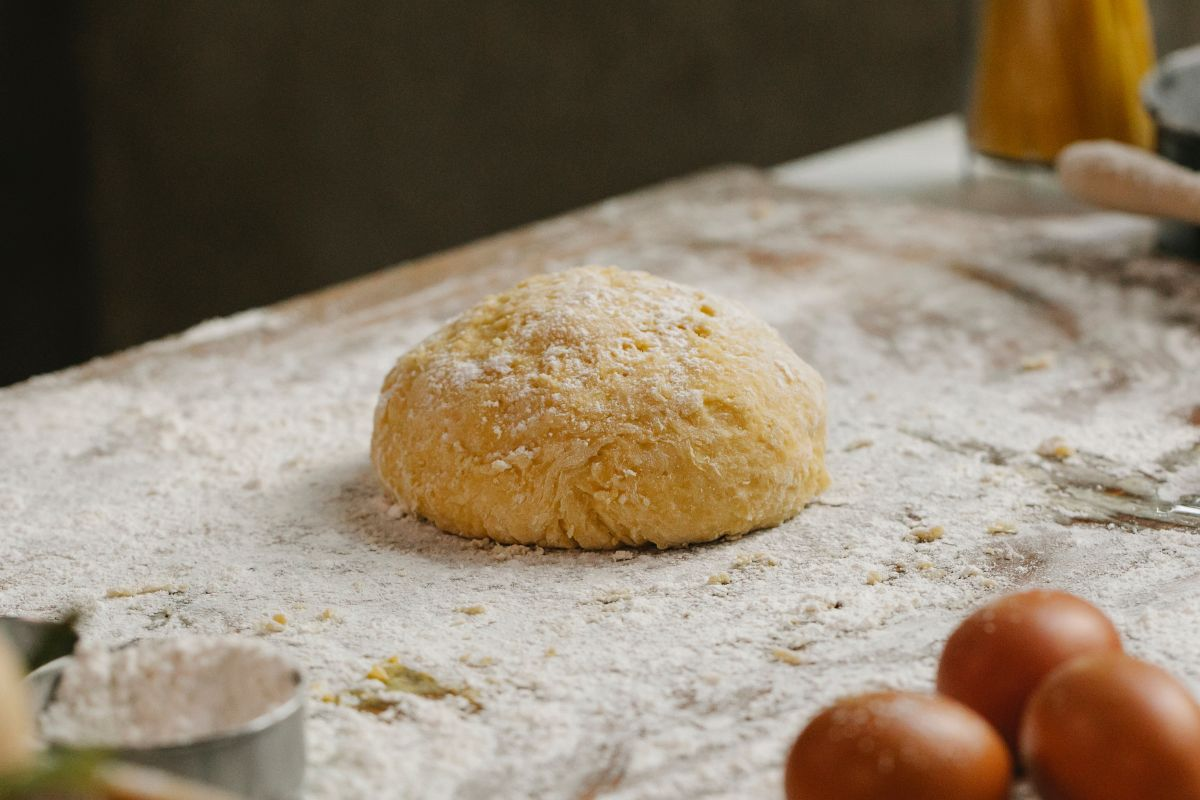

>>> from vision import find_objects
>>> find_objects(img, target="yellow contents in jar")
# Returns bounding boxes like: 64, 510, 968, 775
968, 0, 1156, 164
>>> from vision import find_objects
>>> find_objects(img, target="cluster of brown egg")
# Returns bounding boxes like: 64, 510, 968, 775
784, 589, 1200, 800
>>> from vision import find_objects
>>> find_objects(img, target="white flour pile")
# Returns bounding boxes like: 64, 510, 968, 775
40, 637, 297, 748
1, 168, 1199, 798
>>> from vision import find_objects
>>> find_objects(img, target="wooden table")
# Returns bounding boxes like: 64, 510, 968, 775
3, 119, 1200, 799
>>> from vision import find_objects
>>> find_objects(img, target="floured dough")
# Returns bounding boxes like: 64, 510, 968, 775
371, 266, 829, 549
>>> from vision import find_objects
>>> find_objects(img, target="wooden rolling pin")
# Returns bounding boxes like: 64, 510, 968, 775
1058, 140, 1200, 225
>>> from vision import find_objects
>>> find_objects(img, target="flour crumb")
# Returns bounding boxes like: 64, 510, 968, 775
987, 521, 1018, 535
1037, 437, 1075, 460
909, 525, 945, 543
488, 543, 545, 561
771, 648, 805, 665
610, 550, 636, 562
544, 647, 558, 658
1020, 352, 1056, 371
844, 438, 874, 451
319, 608, 337, 621
459, 654, 496, 669
456, 605, 486, 616
105, 584, 186, 599
865, 570, 884, 586
731, 552, 778, 570
594, 589, 633, 604
707, 573, 732, 586
749, 199, 775, 220
815, 495, 850, 507
353, 658, 481, 713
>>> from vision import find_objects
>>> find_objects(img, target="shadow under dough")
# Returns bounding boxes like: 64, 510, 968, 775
282, 455, 707, 569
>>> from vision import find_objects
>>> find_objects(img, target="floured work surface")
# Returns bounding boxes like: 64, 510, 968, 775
2, 167, 1199, 799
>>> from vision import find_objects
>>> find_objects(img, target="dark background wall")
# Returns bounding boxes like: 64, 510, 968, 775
4, 1, 1200, 386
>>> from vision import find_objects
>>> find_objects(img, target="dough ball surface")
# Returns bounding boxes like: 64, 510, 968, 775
371, 266, 828, 549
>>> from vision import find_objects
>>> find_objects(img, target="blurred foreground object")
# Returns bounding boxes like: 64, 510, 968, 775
1, 755, 239, 799
1, 631, 239, 799
0, 635, 33, 774
96, 763, 240, 800
0, 619, 78, 674
1058, 139, 1200, 224
968, 0, 1156, 165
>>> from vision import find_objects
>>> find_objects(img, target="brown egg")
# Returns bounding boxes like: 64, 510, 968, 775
1022, 653, 1200, 800
784, 691, 1011, 800
936, 589, 1121, 751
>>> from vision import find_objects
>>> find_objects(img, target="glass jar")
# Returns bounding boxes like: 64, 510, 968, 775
966, 0, 1156, 167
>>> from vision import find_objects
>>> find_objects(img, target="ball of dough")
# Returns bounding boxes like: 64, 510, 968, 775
0, 634, 32, 772
371, 266, 829, 549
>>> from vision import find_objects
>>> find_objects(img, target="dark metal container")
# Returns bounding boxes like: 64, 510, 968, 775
1143, 46, 1200, 258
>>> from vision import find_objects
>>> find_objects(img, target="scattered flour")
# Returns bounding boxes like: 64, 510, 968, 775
39, 637, 297, 748
1, 169, 1199, 798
